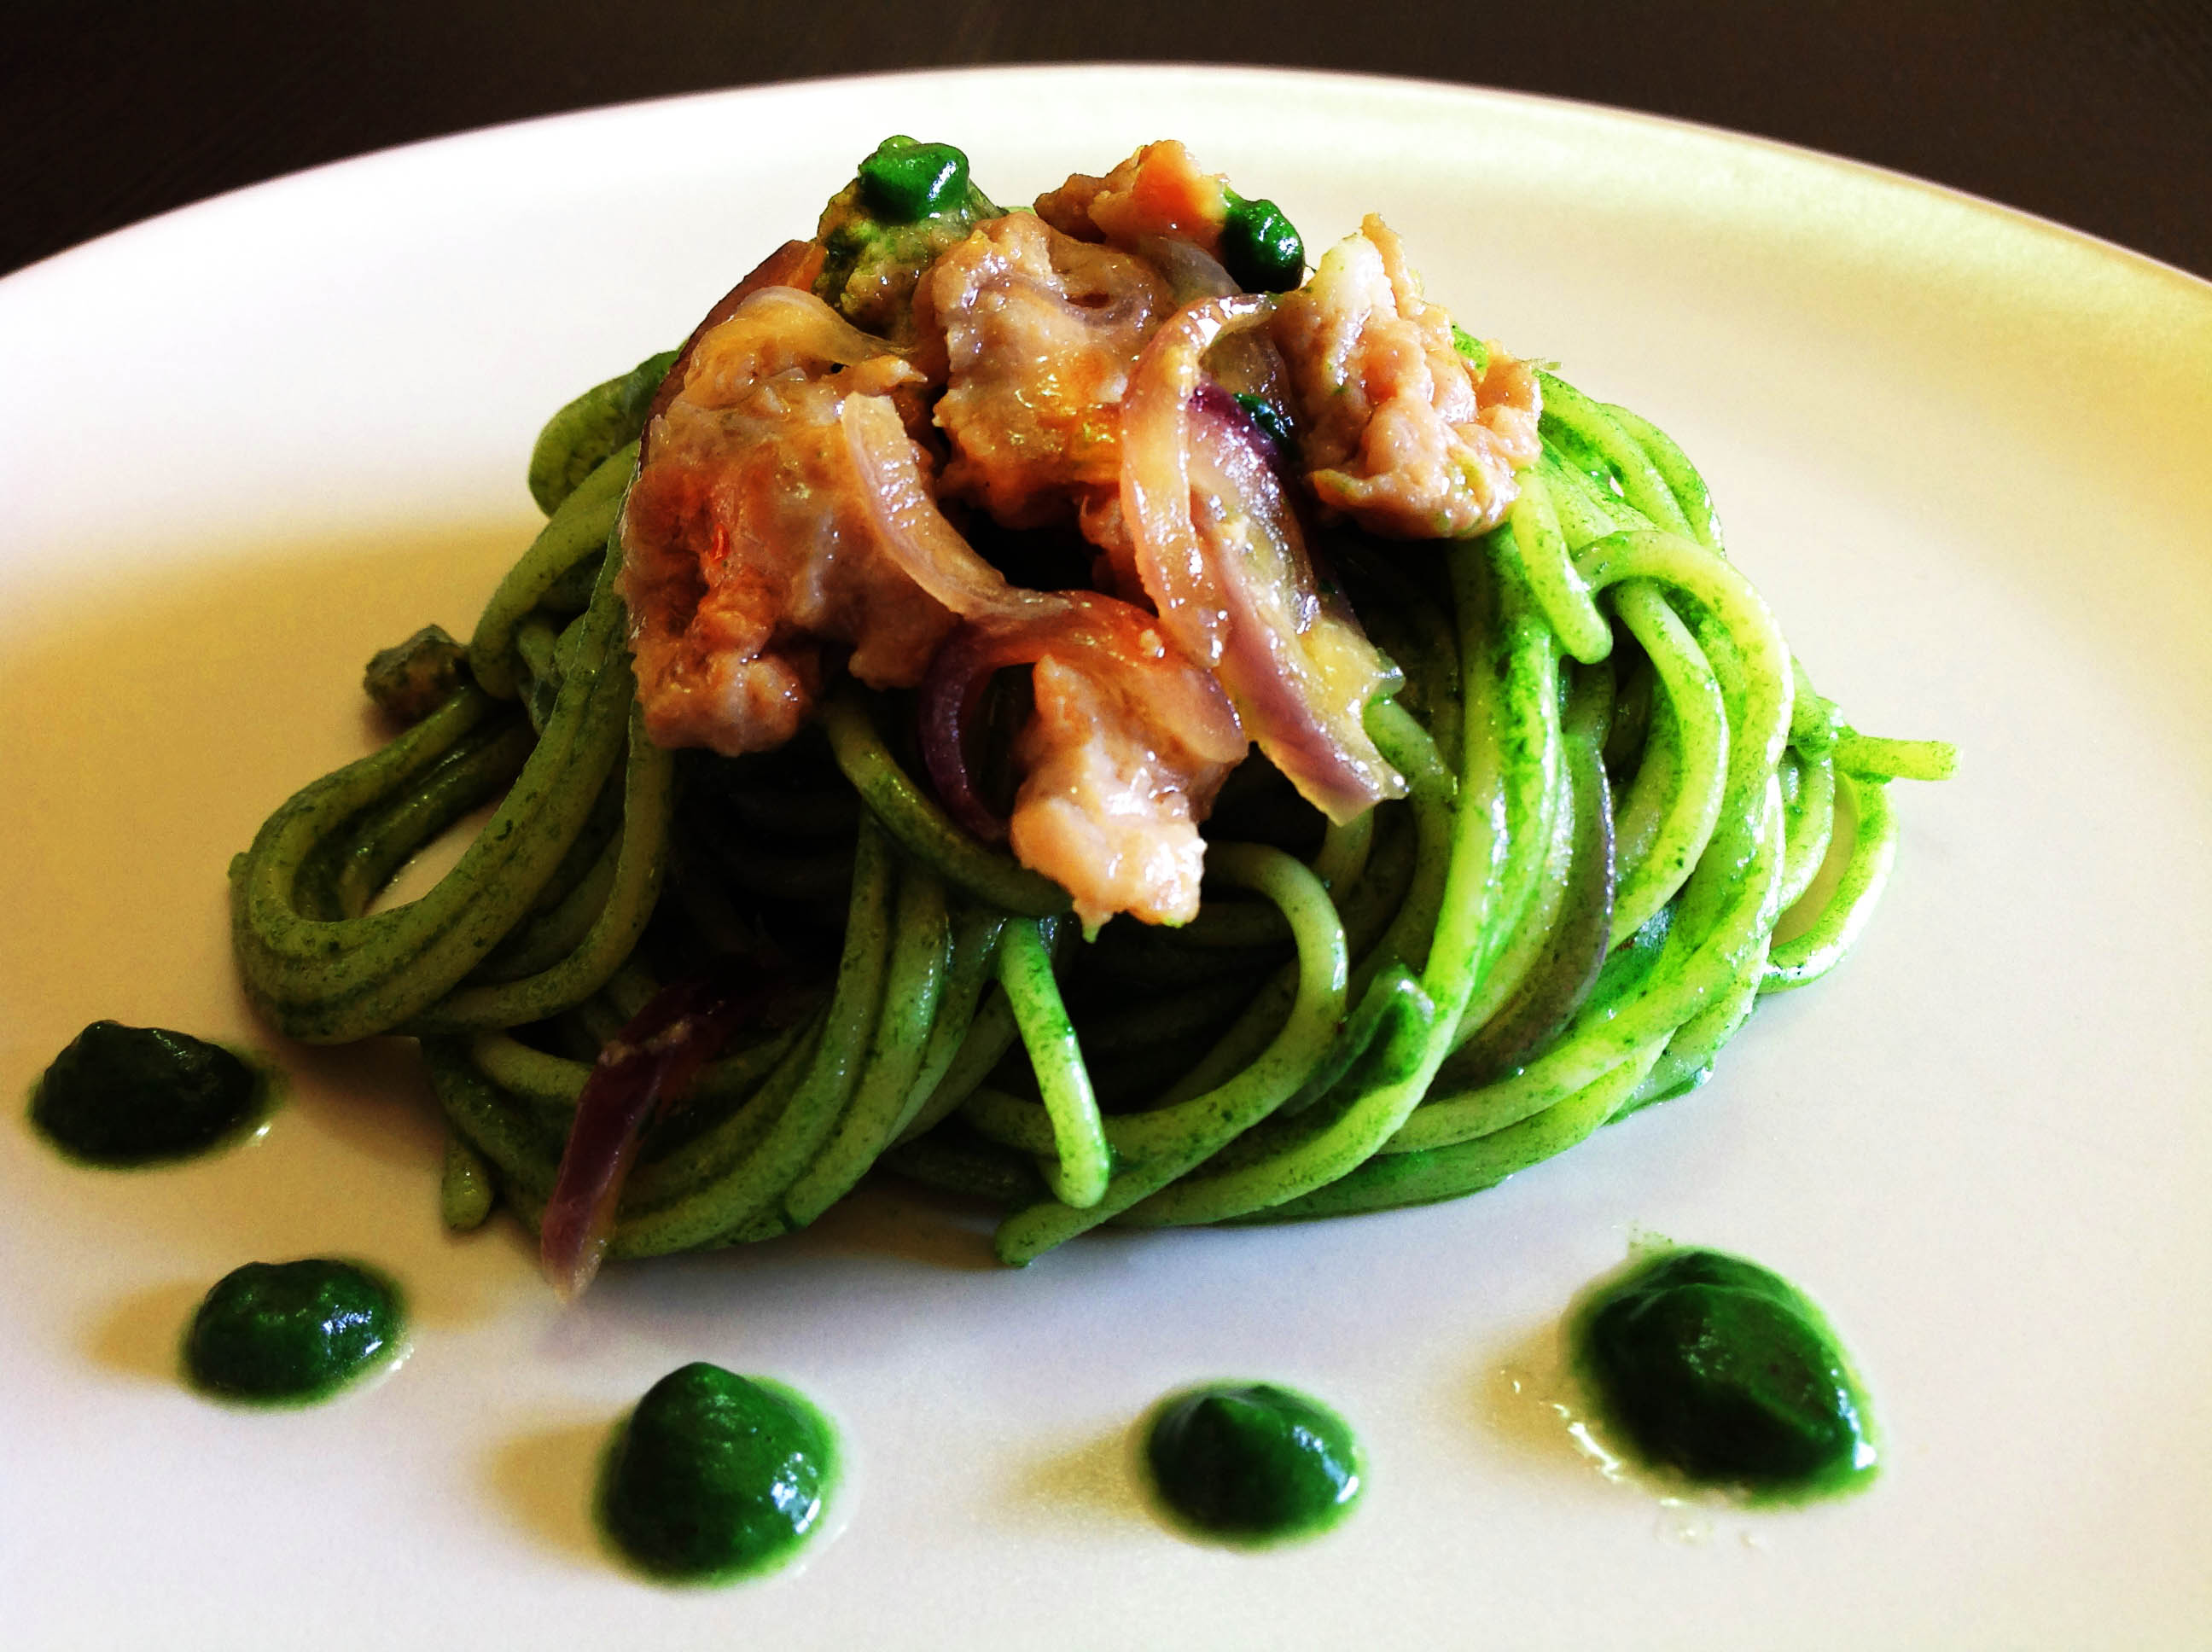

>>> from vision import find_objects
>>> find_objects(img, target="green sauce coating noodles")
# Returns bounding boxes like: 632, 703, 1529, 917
228, 360, 1951, 1267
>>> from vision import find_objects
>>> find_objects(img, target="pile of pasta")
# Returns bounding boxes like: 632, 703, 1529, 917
230, 272, 1948, 1281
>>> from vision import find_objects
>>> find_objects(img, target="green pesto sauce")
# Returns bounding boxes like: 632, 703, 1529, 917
600, 1362, 838, 1583
1572, 1248, 1878, 1502
1143, 1382, 1362, 1544
185, 1259, 405, 1405
858, 136, 971, 224
1539, 414, 1627, 503
1231, 390, 1297, 456
1220, 192, 1306, 294
814, 137, 1000, 340
28, 1021, 272, 1167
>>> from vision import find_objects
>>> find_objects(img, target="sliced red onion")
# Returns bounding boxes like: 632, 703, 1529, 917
1122, 298, 1405, 823
919, 622, 1031, 842
918, 594, 1245, 845
839, 393, 1062, 622
539, 979, 762, 1301
1149, 245, 1297, 414
1118, 293, 1275, 666
1138, 236, 1240, 305
1190, 378, 1298, 494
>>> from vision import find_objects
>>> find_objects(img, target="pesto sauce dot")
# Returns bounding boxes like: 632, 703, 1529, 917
857, 137, 971, 224
1220, 194, 1307, 293
186, 1259, 404, 1404
1144, 1382, 1362, 1544
1574, 1248, 1878, 1500
29, 1021, 267, 1166
601, 1362, 837, 1583
1231, 390, 1297, 456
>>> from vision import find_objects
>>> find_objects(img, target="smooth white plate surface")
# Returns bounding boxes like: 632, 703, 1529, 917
3, 65, 2209, 1650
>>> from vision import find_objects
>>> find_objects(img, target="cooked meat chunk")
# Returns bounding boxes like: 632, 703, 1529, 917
1009, 654, 1233, 931
917, 212, 1172, 528
1272, 215, 1540, 539
619, 288, 956, 755
1034, 140, 1231, 259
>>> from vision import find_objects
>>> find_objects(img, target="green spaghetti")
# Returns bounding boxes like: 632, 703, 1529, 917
229, 138, 1952, 1283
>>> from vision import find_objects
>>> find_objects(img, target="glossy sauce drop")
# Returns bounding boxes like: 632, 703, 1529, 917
1142, 1381, 1363, 1545
185, 1259, 404, 1404
600, 1362, 839, 1583
1572, 1248, 1877, 1502
29, 1021, 271, 1166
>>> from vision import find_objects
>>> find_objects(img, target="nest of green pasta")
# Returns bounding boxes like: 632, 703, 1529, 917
230, 137, 1952, 1294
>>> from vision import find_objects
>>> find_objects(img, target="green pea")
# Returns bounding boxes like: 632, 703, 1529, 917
186, 1259, 404, 1404
857, 137, 971, 225
1221, 193, 1307, 294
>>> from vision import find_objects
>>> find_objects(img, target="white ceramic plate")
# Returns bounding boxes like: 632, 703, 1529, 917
4, 65, 2209, 1650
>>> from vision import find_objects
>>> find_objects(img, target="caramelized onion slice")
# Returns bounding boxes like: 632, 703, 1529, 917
840, 392, 1061, 622
1140, 236, 1239, 305
1123, 298, 1406, 823
1117, 293, 1274, 665
678, 287, 905, 412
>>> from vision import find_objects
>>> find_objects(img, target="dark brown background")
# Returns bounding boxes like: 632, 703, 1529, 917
5, 0, 2208, 282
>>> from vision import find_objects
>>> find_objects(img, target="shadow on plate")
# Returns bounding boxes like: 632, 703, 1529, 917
487, 1418, 614, 1570
84, 1277, 201, 1385
1003, 1423, 1150, 1533
792, 1178, 1004, 1272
